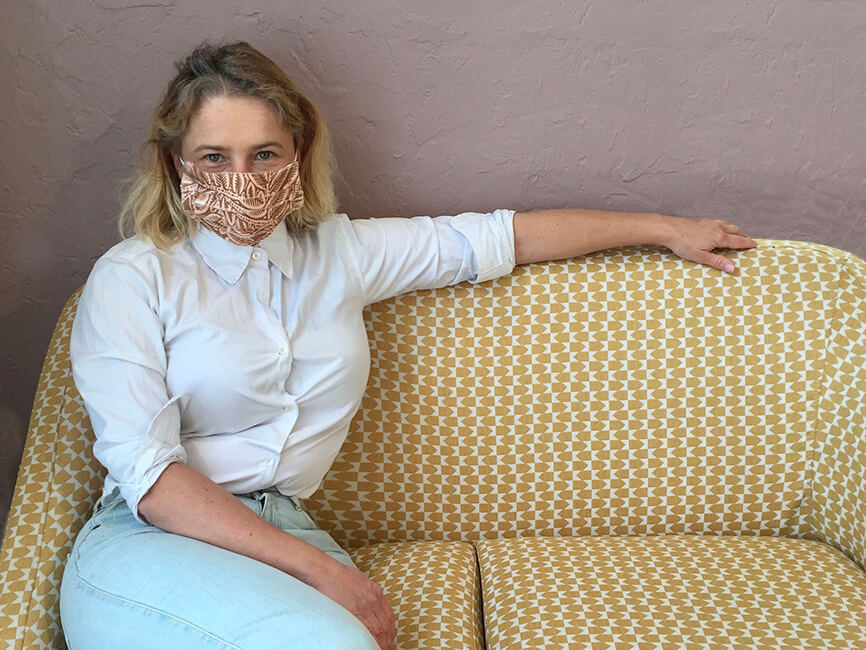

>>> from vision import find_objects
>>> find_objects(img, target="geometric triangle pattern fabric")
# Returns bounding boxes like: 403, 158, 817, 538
0, 287, 104, 649
305, 239, 843, 549
476, 534, 866, 649
349, 540, 484, 650
806, 250, 866, 571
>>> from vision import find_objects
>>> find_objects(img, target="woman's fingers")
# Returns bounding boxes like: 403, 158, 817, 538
693, 249, 736, 273
726, 232, 758, 248
721, 222, 756, 241
370, 583, 396, 649
715, 223, 756, 248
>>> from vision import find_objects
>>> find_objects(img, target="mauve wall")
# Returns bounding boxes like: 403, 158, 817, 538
2, 1, 865, 532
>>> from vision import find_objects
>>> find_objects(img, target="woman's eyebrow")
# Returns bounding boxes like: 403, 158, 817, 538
192, 142, 285, 152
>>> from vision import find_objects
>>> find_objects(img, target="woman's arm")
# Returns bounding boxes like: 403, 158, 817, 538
140, 462, 396, 649
513, 208, 757, 273
138, 462, 332, 581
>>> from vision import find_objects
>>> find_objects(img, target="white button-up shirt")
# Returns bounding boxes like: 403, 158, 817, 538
70, 210, 517, 525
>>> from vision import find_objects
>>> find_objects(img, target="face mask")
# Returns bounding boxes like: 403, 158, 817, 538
178, 148, 304, 246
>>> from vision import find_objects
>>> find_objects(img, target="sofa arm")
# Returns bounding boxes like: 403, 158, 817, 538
807, 252, 866, 571
0, 288, 104, 648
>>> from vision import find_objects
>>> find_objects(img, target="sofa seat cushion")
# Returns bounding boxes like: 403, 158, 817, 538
348, 540, 484, 650
476, 534, 866, 649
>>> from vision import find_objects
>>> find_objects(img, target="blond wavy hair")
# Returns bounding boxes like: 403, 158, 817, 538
118, 40, 339, 250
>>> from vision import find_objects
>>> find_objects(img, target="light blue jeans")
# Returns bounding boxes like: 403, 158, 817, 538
59, 486, 380, 649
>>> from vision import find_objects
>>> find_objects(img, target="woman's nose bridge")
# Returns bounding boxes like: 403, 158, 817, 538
232, 157, 252, 173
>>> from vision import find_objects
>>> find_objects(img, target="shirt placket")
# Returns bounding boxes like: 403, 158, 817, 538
250, 246, 298, 476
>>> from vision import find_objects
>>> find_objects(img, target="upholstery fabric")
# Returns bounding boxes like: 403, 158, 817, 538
304, 239, 840, 547
0, 288, 101, 648
348, 541, 483, 650
1, 238, 864, 649
476, 534, 866, 649
806, 252, 866, 570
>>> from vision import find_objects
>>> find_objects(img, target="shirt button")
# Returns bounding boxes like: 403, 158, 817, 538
252, 251, 261, 261
264, 458, 274, 466
278, 346, 287, 356
283, 405, 290, 412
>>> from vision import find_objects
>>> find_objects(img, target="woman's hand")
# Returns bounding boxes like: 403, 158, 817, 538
309, 557, 397, 650
659, 215, 758, 273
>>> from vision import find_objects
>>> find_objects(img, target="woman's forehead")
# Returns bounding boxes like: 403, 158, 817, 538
184, 95, 292, 148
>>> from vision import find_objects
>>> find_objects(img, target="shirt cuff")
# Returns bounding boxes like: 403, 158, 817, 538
122, 394, 189, 526
450, 209, 517, 284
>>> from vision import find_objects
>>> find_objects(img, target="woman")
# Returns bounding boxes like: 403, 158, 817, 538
59, 40, 757, 650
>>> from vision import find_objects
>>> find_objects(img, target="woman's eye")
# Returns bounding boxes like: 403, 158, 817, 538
204, 153, 223, 163
256, 151, 274, 160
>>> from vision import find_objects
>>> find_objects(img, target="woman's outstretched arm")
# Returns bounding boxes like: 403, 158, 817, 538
513, 208, 757, 273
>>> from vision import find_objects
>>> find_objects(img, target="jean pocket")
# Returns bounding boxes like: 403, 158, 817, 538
70, 513, 107, 565
72, 501, 146, 577
256, 491, 271, 517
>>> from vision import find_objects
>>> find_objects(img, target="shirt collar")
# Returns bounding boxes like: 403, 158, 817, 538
259, 219, 294, 280
190, 221, 294, 285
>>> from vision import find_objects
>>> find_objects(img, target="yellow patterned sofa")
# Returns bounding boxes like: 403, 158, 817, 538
2, 238, 865, 649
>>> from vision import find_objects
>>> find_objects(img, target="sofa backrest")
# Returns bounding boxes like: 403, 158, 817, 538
304, 239, 860, 549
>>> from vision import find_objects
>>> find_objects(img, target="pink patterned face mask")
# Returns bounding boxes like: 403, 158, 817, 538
178, 148, 304, 246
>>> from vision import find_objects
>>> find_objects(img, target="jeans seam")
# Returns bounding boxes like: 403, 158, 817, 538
72, 574, 245, 650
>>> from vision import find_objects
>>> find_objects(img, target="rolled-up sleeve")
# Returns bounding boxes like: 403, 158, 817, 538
70, 255, 187, 526
342, 208, 517, 306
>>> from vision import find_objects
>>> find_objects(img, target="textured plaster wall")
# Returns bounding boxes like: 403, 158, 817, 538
2, 1, 866, 531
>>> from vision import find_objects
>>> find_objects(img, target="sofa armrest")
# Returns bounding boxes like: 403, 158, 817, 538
0, 287, 103, 648
807, 252, 866, 571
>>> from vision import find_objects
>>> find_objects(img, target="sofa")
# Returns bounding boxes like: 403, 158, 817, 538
2, 237, 865, 649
